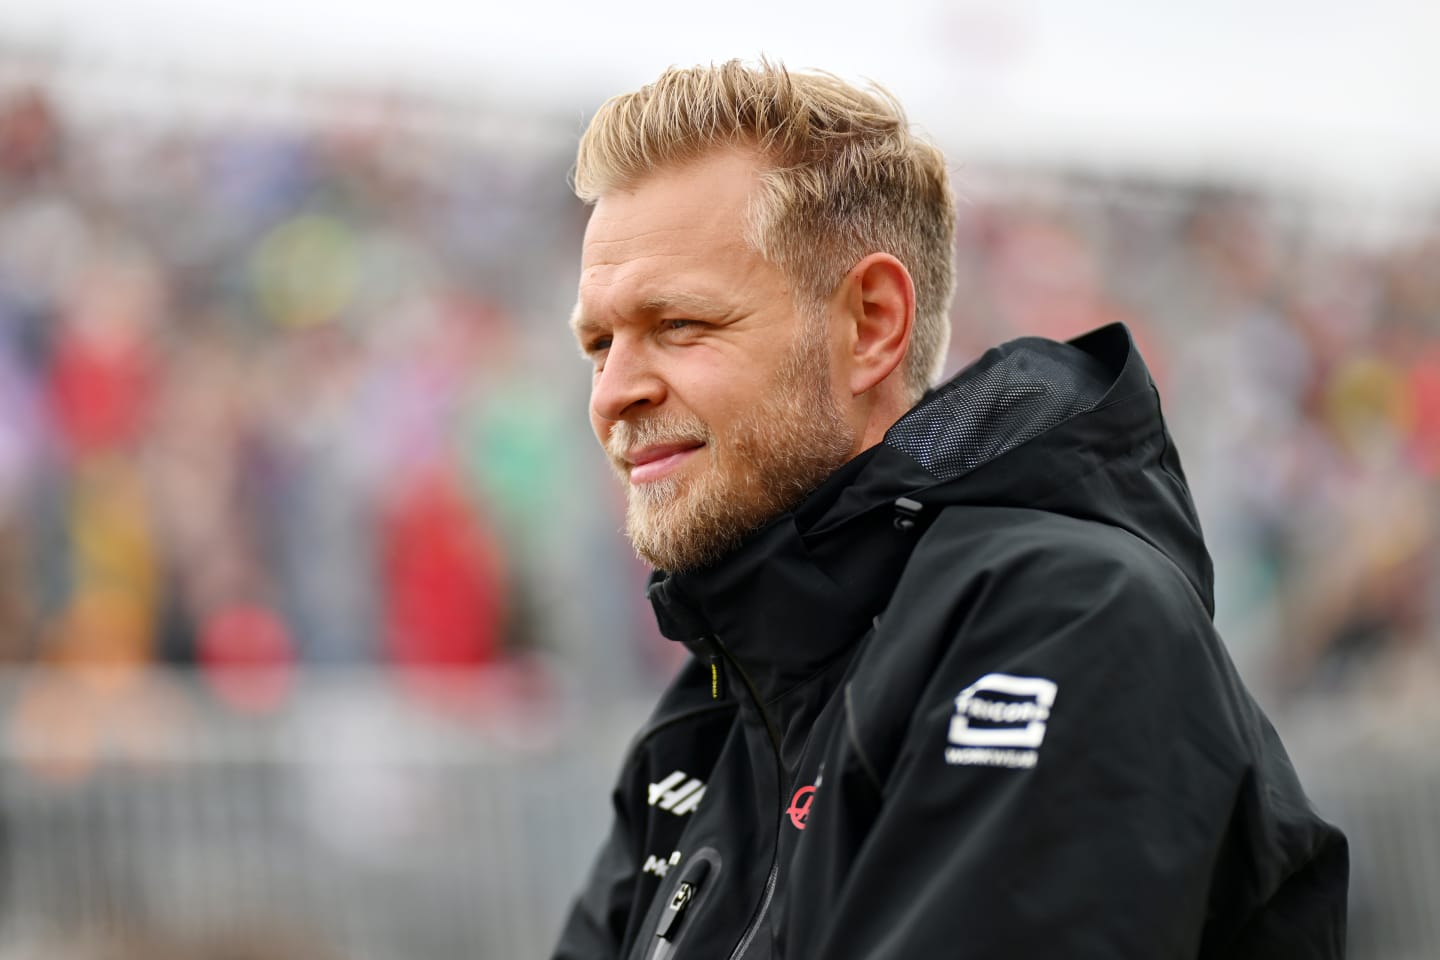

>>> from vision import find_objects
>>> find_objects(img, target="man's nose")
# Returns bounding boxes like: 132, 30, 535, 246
590, 338, 665, 423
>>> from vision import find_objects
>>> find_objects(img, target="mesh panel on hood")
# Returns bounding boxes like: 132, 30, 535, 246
885, 342, 1112, 482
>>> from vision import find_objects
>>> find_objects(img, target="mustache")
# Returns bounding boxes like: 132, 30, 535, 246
605, 416, 711, 465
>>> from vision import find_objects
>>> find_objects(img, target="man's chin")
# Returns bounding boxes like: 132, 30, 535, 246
628, 527, 750, 575
624, 493, 754, 574
625, 474, 684, 509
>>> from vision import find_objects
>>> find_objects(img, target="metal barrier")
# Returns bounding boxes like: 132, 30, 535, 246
1281, 697, 1440, 960
0, 668, 646, 960
0, 669, 1428, 958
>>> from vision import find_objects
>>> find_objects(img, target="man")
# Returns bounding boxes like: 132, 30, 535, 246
554, 60, 1347, 960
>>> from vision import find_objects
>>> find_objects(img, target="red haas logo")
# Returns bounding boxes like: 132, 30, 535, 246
787, 785, 816, 830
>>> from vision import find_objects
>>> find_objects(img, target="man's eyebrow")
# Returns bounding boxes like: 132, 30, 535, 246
636, 292, 728, 317
569, 304, 599, 340
570, 293, 730, 340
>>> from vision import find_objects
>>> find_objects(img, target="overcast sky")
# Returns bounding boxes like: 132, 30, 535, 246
2, 0, 1437, 198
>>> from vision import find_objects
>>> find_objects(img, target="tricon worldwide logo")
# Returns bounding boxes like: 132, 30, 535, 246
945, 673, 1058, 769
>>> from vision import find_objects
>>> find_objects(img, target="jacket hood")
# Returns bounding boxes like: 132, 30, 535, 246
648, 323, 1214, 696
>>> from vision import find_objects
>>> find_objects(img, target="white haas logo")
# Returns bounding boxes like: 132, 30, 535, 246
648, 770, 706, 816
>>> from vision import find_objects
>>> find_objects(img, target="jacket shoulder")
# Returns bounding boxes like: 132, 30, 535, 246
612, 656, 736, 817
889, 504, 1210, 657
844, 505, 1243, 780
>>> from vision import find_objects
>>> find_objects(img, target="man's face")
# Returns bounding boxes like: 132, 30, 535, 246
574, 150, 858, 572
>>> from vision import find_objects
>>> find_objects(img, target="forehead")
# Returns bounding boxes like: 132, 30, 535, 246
577, 151, 769, 313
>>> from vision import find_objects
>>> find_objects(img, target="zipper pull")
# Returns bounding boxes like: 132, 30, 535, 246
655, 880, 696, 940
653, 858, 712, 954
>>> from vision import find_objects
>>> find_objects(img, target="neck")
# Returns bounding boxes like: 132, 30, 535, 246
852, 385, 915, 455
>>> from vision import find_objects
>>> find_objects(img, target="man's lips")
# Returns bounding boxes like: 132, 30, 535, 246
626, 442, 704, 484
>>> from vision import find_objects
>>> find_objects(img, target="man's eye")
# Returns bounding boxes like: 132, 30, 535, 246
665, 319, 695, 331
587, 336, 612, 355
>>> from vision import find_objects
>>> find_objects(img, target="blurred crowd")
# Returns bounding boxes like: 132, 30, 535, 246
0, 79, 1437, 738
948, 171, 1440, 711
0, 79, 661, 779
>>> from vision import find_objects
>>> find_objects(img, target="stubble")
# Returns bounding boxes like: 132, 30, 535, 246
605, 327, 856, 573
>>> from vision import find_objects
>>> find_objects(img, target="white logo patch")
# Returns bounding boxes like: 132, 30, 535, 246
642, 850, 682, 878
647, 770, 706, 815
946, 673, 1057, 768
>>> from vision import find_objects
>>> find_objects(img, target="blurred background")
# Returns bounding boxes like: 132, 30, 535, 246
0, 1, 1437, 957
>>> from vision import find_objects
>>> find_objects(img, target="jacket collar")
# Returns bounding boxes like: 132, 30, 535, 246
645, 445, 929, 704
645, 323, 1212, 703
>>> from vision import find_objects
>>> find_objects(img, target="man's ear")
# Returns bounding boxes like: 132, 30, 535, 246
841, 252, 915, 397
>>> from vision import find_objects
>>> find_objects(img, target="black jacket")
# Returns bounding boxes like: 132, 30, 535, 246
553, 324, 1348, 960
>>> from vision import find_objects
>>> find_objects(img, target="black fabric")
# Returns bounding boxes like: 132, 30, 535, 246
885, 337, 1112, 481
551, 323, 1348, 960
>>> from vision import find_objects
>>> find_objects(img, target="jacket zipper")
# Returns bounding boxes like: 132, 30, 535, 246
728, 864, 778, 960
706, 635, 785, 960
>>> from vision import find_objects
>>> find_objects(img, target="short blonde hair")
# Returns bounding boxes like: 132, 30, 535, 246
573, 59, 957, 400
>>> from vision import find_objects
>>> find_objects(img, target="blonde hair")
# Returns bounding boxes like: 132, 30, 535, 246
573, 59, 957, 400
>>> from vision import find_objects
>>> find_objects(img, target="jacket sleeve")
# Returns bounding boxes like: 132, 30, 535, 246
552, 657, 736, 960
797, 521, 1346, 959
551, 769, 642, 960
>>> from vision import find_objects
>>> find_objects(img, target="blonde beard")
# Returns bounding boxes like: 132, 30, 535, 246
606, 331, 856, 573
